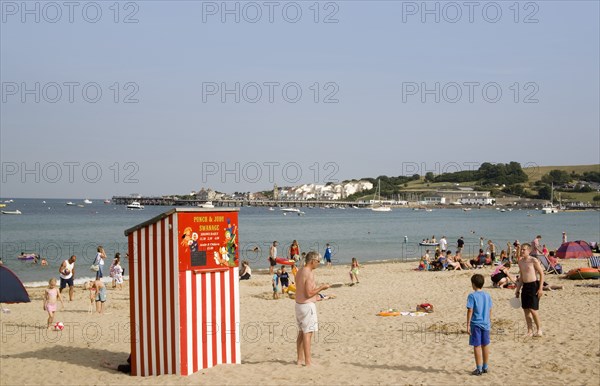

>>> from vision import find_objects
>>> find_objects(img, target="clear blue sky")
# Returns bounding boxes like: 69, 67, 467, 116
1, 0, 599, 198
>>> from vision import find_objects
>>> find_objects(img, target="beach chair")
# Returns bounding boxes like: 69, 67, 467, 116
538, 255, 560, 275
588, 256, 600, 269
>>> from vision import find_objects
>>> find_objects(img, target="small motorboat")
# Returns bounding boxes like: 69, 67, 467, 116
1, 210, 22, 215
66, 202, 75, 206
104, 199, 111, 204
281, 208, 301, 213
463, 208, 472, 211
565, 267, 600, 280
419, 242, 439, 247
83, 199, 93, 204
198, 201, 215, 209
127, 201, 145, 210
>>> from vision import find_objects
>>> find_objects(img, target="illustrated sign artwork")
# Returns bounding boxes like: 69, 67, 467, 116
178, 211, 238, 271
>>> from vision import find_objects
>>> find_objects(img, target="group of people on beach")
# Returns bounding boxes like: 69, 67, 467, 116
43, 246, 126, 329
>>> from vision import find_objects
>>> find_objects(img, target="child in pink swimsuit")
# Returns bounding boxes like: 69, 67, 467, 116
44, 278, 64, 329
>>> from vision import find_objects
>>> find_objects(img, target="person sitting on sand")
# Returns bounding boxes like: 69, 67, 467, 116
446, 251, 462, 270
499, 250, 510, 266
239, 260, 252, 280
431, 250, 448, 271
491, 262, 517, 288
470, 249, 486, 268
454, 251, 472, 269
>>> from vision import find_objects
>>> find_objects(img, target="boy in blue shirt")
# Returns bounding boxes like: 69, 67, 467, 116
324, 244, 332, 268
466, 274, 492, 376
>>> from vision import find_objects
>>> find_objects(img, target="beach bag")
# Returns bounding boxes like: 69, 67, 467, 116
416, 303, 434, 313
90, 264, 100, 272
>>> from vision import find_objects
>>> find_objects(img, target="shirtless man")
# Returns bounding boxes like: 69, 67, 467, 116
269, 241, 278, 275
515, 243, 544, 337
295, 251, 330, 367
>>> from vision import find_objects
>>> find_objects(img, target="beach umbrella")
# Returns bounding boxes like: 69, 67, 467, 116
0, 265, 31, 303
555, 241, 593, 259
574, 240, 593, 253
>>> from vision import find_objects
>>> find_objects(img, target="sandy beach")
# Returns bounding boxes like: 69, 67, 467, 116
1, 258, 599, 385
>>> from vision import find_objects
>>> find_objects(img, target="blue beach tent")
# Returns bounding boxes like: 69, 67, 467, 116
0, 265, 31, 303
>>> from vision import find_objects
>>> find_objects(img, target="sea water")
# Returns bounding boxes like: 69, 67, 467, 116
1, 198, 598, 286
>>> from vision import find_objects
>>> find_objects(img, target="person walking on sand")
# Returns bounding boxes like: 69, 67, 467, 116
457, 236, 465, 254
290, 240, 300, 261
269, 241, 278, 275
531, 235, 543, 257
44, 278, 64, 329
466, 274, 492, 376
94, 246, 107, 280
323, 243, 333, 268
295, 251, 330, 366
349, 257, 360, 285
59, 255, 76, 301
515, 243, 545, 337
439, 236, 448, 252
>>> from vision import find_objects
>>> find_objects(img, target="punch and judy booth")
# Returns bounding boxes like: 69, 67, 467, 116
124, 208, 240, 376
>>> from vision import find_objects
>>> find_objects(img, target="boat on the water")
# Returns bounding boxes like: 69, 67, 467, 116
127, 201, 145, 210
66, 202, 75, 206
541, 205, 559, 214
2, 210, 22, 215
419, 242, 439, 247
104, 199, 111, 204
281, 208, 301, 213
83, 199, 93, 204
198, 201, 215, 209
463, 208, 472, 211
371, 179, 391, 212
565, 267, 600, 280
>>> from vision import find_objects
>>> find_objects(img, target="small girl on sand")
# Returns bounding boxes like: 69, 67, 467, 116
349, 257, 360, 285
44, 278, 64, 329
112, 258, 124, 290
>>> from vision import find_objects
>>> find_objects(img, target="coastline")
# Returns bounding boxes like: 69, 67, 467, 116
2, 259, 599, 385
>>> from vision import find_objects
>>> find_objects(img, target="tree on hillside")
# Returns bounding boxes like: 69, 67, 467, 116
503, 184, 525, 196
537, 185, 552, 200
582, 171, 600, 183
424, 172, 435, 182
541, 169, 571, 185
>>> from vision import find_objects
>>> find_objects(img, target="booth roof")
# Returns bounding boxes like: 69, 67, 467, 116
124, 207, 240, 236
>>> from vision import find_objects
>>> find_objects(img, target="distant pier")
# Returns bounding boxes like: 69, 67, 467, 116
110, 196, 373, 208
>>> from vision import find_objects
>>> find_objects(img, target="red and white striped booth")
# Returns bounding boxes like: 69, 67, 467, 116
124, 208, 240, 376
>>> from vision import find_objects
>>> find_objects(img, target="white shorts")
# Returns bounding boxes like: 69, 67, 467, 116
295, 302, 318, 333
